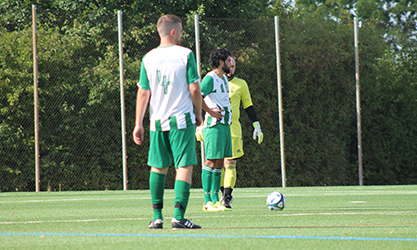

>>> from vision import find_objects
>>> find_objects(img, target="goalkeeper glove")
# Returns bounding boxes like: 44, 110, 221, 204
195, 125, 204, 142
252, 121, 263, 144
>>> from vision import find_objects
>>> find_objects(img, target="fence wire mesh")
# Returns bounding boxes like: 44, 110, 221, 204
1, 10, 415, 192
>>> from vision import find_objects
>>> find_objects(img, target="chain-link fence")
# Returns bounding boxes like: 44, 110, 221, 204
1, 9, 416, 192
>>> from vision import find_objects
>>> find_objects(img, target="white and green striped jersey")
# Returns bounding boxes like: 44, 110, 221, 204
138, 45, 199, 131
200, 71, 232, 127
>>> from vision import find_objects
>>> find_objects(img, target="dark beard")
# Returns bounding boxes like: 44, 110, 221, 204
222, 63, 230, 74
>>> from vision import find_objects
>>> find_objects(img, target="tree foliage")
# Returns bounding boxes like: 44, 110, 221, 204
356, 0, 417, 51
289, 0, 417, 51
1, 0, 417, 191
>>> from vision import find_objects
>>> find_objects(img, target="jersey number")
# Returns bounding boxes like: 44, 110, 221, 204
157, 70, 172, 94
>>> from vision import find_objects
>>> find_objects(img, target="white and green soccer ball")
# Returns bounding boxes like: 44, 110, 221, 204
266, 191, 286, 211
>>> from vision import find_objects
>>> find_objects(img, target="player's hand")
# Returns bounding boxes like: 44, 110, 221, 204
195, 125, 204, 142
209, 108, 224, 121
252, 121, 263, 144
133, 125, 144, 145
195, 113, 203, 127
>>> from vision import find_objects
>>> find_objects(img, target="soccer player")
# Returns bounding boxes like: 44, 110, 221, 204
220, 57, 264, 209
200, 48, 233, 212
132, 14, 202, 230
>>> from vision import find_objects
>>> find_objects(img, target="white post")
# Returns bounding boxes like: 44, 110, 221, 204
275, 17, 286, 188
33, 5, 40, 192
194, 15, 201, 80
118, 10, 128, 190
354, 17, 363, 186
194, 14, 205, 165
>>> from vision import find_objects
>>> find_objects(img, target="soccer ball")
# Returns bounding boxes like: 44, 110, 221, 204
266, 191, 286, 210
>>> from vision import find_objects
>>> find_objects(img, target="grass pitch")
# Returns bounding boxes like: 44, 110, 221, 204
1, 185, 416, 249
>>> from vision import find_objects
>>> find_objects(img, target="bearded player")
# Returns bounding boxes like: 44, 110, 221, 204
220, 57, 263, 208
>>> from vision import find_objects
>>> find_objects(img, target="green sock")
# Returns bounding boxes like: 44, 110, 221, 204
173, 180, 191, 221
211, 168, 222, 203
202, 165, 213, 204
149, 171, 166, 221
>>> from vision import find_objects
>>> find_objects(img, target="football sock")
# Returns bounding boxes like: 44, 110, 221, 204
224, 163, 237, 189
149, 171, 166, 221
224, 187, 233, 197
211, 168, 222, 203
202, 165, 213, 204
173, 180, 190, 221
220, 168, 225, 189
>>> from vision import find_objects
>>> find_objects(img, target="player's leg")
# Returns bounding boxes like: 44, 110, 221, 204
173, 166, 192, 221
202, 125, 231, 211
223, 159, 236, 208
210, 159, 224, 204
171, 166, 201, 229
202, 159, 218, 211
205, 159, 230, 211
173, 165, 201, 229
206, 124, 232, 210
202, 162, 214, 205
224, 159, 236, 189
222, 136, 243, 208
170, 125, 201, 229
147, 131, 173, 229
149, 167, 167, 228
202, 126, 219, 208
220, 168, 225, 196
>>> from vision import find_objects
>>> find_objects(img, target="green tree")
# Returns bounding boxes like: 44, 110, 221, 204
2, 0, 417, 191
291, 0, 417, 51
0, 27, 35, 191
360, 43, 417, 184
0, 0, 272, 32
356, 0, 417, 51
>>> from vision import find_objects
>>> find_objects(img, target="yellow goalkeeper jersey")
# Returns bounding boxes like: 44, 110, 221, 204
228, 77, 253, 138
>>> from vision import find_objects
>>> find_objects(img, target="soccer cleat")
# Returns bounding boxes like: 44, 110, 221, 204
148, 219, 163, 229
222, 194, 234, 209
171, 218, 201, 229
214, 201, 231, 211
203, 201, 221, 212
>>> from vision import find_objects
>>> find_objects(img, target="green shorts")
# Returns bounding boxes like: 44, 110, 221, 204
148, 125, 197, 169
203, 123, 232, 160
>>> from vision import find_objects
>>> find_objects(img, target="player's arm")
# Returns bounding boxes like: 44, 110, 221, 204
241, 81, 263, 144
195, 99, 224, 142
187, 52, 203, 126
200, 75, 223, 120
133, 59, 151, 146
245, 106, 258, 123
133, 87, 150, 145
202, 99, 223, 120
189, 81, 202, 126
245, 106, 263, 144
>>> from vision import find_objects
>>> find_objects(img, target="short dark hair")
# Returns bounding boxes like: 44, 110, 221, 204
209, 48, 231, 69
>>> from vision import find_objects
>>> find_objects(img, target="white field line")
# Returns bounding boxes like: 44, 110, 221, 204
1, 211, 415, 225
0, 196, 149, 203
236, 189, 417, 196
0, 217, 147, 225
1, 190, 417, 204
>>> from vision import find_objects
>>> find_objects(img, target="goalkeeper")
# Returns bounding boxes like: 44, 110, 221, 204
216, 57, 264, 208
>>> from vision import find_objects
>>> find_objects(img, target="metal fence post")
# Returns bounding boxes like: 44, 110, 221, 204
354, 17, 363, 186
118, 10, 128, 190
194, 14, 205, 166
33, 5, 40, 192
275, 17, 286, 188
